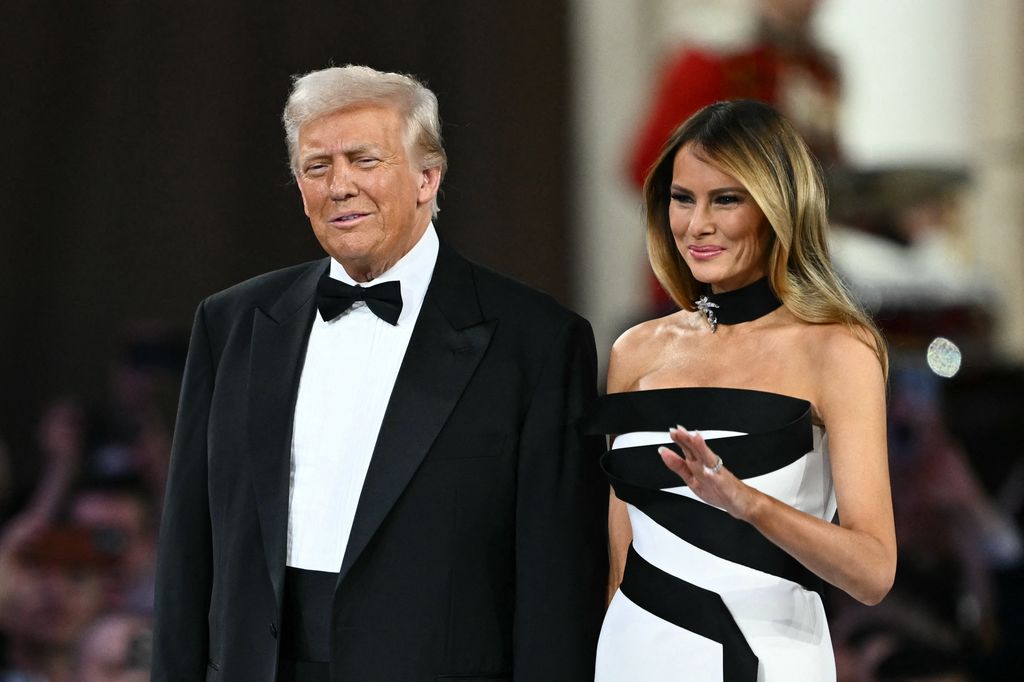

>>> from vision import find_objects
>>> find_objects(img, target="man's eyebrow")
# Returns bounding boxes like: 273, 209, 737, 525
338, 142, 387, 157
299, 142, 384, 159
298, 148, 330, 163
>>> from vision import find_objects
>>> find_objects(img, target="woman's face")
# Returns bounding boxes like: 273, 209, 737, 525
669, 145, 772, 293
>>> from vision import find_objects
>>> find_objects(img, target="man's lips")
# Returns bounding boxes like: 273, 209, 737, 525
329, 212, 371, 225
688, 245, 725, 260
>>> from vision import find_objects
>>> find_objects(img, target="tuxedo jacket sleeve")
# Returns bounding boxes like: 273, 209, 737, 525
151, 299, 216, 681
151, 247, 607, 682
512, 309, 607, 680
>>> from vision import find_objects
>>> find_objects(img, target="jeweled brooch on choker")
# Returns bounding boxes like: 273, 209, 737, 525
695, 295, 719, 333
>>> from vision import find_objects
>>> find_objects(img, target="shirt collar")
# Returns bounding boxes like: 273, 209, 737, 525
327, 223, 439, 324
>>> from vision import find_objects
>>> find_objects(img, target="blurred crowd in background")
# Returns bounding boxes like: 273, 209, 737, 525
0, 326, 184, 681
1, 1, 1022, 680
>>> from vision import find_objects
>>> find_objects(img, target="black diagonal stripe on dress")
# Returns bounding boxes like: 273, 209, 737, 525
602, 412, 813, 487
615, 476, 824, 594
620, 544, 759, 681
581, 387, 811, 437
602, 437, 824, 592
595, 392, 822, 591
585, 386, 824, 591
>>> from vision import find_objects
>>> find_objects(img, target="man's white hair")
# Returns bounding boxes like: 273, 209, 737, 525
283, 65, 447, 216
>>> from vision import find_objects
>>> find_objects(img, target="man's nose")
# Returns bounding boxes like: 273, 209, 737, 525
329, 167, 358, 200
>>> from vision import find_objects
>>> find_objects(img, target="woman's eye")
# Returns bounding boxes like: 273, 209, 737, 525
716, 194, 742, 205
671, 192, 693, 204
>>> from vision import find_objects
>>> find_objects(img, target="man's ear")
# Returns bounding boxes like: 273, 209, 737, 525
417, 166, 442, 206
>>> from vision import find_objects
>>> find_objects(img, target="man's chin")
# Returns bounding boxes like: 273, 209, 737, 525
323, 247, 385, 282
316, 232, 375, 262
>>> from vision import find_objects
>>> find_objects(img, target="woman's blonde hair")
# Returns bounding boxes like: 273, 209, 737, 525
643, 99, 887, 377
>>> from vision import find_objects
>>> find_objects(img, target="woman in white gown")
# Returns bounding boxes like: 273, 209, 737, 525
589, 100, 896, 681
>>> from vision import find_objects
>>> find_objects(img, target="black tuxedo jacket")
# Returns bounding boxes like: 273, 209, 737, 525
151, 243, 608, 682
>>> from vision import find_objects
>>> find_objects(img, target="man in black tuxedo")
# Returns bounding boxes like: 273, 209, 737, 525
151, 65, 607, 682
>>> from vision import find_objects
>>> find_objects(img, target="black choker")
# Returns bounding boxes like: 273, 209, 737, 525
694, 277, 781, 332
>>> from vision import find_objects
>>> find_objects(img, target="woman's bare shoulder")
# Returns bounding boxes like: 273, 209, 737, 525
795, 322, 885, 415
804, 322, 883, 370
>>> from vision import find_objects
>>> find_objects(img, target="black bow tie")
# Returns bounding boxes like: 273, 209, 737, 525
316, 273, 403, 325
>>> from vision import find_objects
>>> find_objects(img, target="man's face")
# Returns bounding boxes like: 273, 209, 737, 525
295, 104, 441, 281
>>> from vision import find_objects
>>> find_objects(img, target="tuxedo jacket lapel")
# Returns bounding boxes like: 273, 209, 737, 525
338, 244, 496, 586
248, 260, 323, 607
241, 247, 494, 599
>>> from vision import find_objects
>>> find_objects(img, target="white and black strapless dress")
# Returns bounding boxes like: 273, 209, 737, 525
587, 387, 837, 681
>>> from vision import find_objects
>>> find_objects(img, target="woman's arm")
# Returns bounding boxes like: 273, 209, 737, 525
659, 329, 896, 605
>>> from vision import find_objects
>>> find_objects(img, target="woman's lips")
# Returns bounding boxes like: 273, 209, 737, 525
688, 245, 725, 260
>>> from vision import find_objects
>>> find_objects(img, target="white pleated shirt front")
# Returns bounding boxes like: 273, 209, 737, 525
286, 224, 438, 571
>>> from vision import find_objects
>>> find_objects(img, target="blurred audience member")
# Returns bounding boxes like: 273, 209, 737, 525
0, 398, 91, 676
890, 367, 1022, 584
69, 477, 157, 614
831, 169, 995, 329
0, 321, 181, 680
629, 0, 840, 189
84, 324, 183, 503
25, 399, 86, 525
0, 525, 113, 682
74, 612, 151, 682
830, 366, 1022, 681
841, 626, 972, 682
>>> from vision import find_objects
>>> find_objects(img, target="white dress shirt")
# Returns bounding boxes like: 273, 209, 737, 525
286, 224, 439, 571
